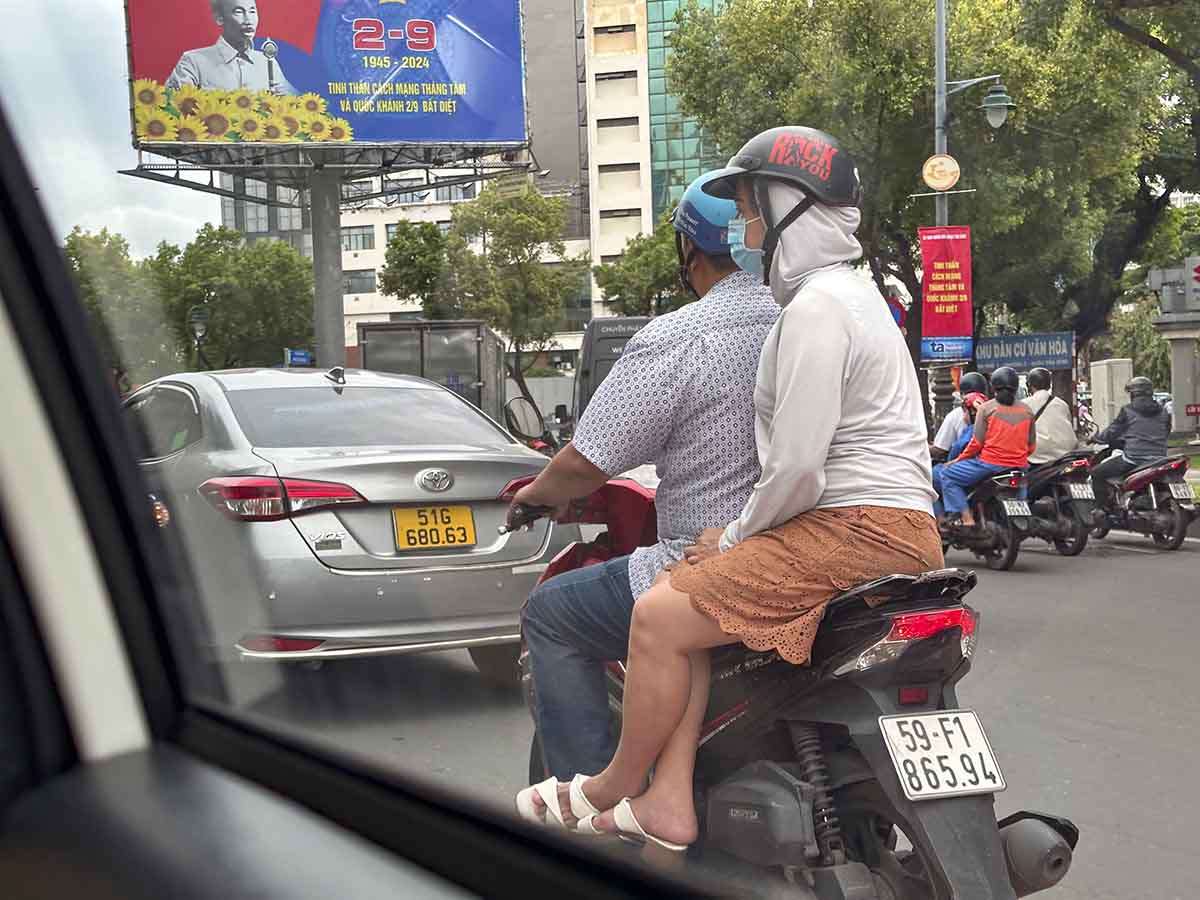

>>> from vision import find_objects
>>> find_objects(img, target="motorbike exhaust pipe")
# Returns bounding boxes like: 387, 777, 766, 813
1000, 818, 1073, 897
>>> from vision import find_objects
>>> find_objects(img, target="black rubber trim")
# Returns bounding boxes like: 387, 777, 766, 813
0, 527, 76, 807
178, 706, 710, 900
0, 106, 186, 738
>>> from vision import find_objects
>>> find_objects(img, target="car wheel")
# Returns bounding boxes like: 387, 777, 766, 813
469, 643, 520, 684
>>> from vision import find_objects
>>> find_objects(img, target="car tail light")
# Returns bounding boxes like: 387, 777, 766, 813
200, 477, 364, 521
898, 686, 929, 706
238, 635, 324, 653
498, 476, 537, 501
837, 606, 979, 676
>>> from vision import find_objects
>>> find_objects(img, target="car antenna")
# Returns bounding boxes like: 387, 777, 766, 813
325, 366, 346, 385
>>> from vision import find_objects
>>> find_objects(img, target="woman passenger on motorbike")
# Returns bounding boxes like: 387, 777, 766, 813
939, 366, 1036, 528
556, 127, 942, 851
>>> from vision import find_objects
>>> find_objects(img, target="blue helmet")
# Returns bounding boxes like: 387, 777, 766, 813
672, 171, 737, 255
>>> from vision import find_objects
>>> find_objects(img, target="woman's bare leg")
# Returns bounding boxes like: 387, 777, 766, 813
590, 649, 711, 843
578, 579, 735, 821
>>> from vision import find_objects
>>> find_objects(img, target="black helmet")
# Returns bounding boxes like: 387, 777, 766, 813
702, 127, 862, 285
702, 126, 862, 207
1027, 367, 1052, 391
959, 371, 989, 396
1125, 376, 1153, 397
990, 367, 1019, 392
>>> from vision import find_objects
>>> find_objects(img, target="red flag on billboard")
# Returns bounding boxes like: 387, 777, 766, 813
918, 226, 973, 361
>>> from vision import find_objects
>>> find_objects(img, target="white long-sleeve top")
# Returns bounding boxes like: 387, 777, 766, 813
720, 264, 937, 550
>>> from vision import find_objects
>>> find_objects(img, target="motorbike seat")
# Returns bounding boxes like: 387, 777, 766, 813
1123, 455, 1182, 477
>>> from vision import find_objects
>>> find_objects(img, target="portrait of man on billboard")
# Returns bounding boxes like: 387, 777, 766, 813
166, 1, 296, 95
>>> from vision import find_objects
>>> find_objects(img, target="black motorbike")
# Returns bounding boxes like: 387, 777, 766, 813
1022, 452, 1096, 556
1089, 445, 1195, 551
510, 487, 1078, 900
939, 470, 1033, 571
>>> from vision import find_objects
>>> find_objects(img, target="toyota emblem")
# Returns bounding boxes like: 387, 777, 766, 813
416, 468, 454, 493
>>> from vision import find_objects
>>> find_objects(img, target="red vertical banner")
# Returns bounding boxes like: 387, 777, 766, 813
918, 226, 974, 361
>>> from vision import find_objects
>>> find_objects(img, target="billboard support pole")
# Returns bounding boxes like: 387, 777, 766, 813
310, 166, 346, 368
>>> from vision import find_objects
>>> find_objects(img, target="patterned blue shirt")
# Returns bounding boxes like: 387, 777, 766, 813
571, 271, 779, 596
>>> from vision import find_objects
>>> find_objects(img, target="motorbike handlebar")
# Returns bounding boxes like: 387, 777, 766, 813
498, 503, 555, 534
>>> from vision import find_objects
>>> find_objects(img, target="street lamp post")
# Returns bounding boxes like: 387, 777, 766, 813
930, 0, 1015, 418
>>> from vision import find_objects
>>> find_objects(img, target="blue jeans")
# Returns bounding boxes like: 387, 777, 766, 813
521, 555, 636, 779
941, 458, 1010, 514
931, 462, 950, 516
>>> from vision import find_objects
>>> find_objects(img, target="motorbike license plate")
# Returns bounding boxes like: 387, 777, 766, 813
1068, 483, 1095, 500
1169, 482, 1194, 501
393, 505, 476, 550
879, 710, 1005, 801
1002, 500, 1031, 517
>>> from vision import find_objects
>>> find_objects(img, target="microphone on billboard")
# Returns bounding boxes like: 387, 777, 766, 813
262, 38, 279, 93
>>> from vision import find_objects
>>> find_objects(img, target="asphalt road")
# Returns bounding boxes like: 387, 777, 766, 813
226, 529, 1199, 900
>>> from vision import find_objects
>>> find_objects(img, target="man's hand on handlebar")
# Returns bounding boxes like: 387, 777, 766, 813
502, 482, 570, 533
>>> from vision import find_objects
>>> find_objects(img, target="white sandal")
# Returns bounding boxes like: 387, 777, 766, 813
515, 774, 599, 829
611, 797, 689, 852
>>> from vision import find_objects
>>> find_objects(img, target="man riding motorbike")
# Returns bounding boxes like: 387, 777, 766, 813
511, 171, 779, 826
941, 366, 1036, 528
1022, 367, 1079, 466
933, 390, 987, 517
1089, 376, 1171, 504
930, 370, 988, 463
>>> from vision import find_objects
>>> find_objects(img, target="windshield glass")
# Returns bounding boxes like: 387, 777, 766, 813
226, 387, 512, 447
5, 0, 1199, 897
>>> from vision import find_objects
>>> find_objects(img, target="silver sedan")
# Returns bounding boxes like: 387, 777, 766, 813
124, 367, 571, 680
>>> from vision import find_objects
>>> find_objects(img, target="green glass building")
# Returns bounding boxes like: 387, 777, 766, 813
646, 0, 725, 220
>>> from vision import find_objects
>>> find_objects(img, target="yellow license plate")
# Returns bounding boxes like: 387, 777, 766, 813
393, 505, 476, 550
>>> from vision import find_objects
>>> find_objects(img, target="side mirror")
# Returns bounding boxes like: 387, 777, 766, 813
504, 396, 545, 442
554, 403, 569, 423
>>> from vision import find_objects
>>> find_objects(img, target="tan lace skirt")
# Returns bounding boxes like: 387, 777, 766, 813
670, 506, 943, 665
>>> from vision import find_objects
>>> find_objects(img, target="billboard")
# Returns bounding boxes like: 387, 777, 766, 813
975, 332, 1074, 373
918, 226, 974, 362
125, 0, 527, 147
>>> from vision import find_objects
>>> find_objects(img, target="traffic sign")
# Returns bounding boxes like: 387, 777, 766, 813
1186, 404, 1200, 418
284, 348, 313, 367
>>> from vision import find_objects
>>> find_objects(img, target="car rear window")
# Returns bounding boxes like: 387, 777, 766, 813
226, 387, 513, 448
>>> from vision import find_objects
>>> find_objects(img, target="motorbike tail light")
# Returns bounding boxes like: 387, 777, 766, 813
887, 607, 978, 642
1062, 459, 1090, 475
897, 686, 929, 706
1008, 475, 1023, 488
200, 477, 364, 521
498, 476, 537, 501
238, 636, 324, 653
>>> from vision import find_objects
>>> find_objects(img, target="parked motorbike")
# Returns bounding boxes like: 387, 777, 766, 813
1088, 445, 1194, 550
939, 470, 1033, 571
505, 480, 1077, 900
1022, 452, 1096, 556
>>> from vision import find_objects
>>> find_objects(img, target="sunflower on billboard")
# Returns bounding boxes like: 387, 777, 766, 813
135, 107, 177, 142
194, 97, 233, 141
235, 114, 265, 141
326, 118, 354, 142
171, 84, 205, 118
227, 89, 257, 115
298, 93, 327, 119
175, 118, 203, 143
260, 116, 292, 142
132, 79, 166, 111
257, 92, 282, 117
306, 116, 331, 141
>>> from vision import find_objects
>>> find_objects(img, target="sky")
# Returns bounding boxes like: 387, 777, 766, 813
0, 0, 219, 257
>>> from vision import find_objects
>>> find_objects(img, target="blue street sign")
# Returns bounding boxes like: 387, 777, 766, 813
285, 348, 313, 367
975, 332, 1074, 372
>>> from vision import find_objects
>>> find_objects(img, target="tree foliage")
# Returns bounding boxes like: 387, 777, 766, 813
442, 184, 590, 403
1093, 293, 1172, 387
64, 227, 178, 388
378, 220, 448, 315
668, 0, 1168, 362
147, 224, 314, 369
593, 216, 692, 316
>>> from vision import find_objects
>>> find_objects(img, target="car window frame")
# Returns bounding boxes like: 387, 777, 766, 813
0, 104, 706, 900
